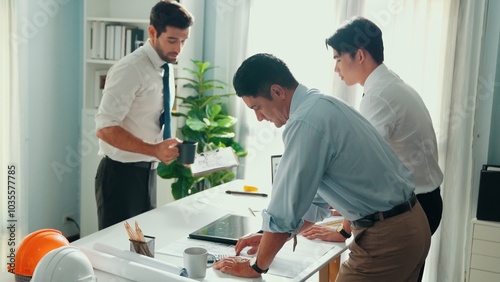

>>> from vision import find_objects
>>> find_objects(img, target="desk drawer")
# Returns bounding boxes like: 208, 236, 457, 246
474, 224, 500, 242
470, 254, 500, 273
469, 268, 500, 282
472, 239, 500, 258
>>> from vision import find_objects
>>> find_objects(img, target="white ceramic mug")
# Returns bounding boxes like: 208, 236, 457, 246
183, 247, 216, 278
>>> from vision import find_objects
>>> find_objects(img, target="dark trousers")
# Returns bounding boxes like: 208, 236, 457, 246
416, 187, 443, 282
95, 157, 157, 230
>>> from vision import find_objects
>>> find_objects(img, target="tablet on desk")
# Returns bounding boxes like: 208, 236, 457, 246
188, 214, 260, 245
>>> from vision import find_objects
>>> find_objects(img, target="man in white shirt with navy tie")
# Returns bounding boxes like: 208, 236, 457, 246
94, 1, 194, 230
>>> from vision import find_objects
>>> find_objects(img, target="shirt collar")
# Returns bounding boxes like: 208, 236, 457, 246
143, 39, 168, 71
363, 63, 389, 96
290, 84, 309, 115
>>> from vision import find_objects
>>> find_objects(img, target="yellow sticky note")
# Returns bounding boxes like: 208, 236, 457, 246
243, 185, 258, 192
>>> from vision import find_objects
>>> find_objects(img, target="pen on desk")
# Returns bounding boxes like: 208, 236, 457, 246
248, 207, 256, 217
226, 190, 268, 197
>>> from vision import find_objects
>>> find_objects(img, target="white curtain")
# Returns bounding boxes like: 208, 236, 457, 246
0, 0, 25, 279
435, 1, 488, 281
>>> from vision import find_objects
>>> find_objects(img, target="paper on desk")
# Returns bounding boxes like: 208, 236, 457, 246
157, 236, 340, 279
269, 236, 341, 278
190, 191, 269, 217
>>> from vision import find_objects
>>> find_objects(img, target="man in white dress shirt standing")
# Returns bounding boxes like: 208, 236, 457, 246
94, 1, 194, 230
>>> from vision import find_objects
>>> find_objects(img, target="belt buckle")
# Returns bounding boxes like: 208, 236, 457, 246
151, 162, 158, 170
353, 218, 375, 228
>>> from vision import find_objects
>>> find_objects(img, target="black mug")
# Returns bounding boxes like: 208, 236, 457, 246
178, 141, 198, 164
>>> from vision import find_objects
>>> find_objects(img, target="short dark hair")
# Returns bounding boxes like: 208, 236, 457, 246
233, 53, 299, 99
150, 1, 194, 37
326, 17, 384, 64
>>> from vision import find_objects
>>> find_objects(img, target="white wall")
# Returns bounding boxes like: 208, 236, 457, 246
487, 40, 500, 164
17, 0, 83, 238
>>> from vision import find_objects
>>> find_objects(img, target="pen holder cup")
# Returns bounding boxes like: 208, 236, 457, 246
129, 235, 155, 258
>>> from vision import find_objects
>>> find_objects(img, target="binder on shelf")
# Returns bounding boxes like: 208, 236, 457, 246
89, 21, 143, 61
121, 26, 144, 57
476, 164, 500, 222
126, 28, 144, 55
125, 28, 133, 56
113, 25, 123, 61
120, 25, 128, 58
98, 22, 106, 59
90, 21, 100, 59
105, 24, 115, 60
190, 147, 239, 177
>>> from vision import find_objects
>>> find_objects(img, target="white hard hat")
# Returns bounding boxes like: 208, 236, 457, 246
31, 246, 97, 282
10, 228, 70, 281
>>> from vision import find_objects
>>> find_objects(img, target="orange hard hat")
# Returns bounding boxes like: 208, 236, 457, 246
8, 229, 69, 281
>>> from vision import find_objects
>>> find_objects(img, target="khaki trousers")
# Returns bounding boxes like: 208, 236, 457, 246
337, 201, 431, 282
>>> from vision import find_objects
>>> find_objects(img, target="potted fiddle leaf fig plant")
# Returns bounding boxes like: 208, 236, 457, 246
157, 60, 247, 200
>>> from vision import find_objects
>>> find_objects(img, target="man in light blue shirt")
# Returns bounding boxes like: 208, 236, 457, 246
213, 53, 431, 281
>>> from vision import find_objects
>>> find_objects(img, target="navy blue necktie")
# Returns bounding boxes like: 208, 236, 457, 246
160, 63, 171, 139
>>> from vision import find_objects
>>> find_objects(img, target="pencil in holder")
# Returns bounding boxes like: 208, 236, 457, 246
129, 235, 155, 258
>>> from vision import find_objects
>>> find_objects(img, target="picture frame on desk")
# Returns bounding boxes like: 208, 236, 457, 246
94, 70, 108, 108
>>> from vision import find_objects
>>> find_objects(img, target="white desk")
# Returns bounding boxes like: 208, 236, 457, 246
71, 179, 346, 282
